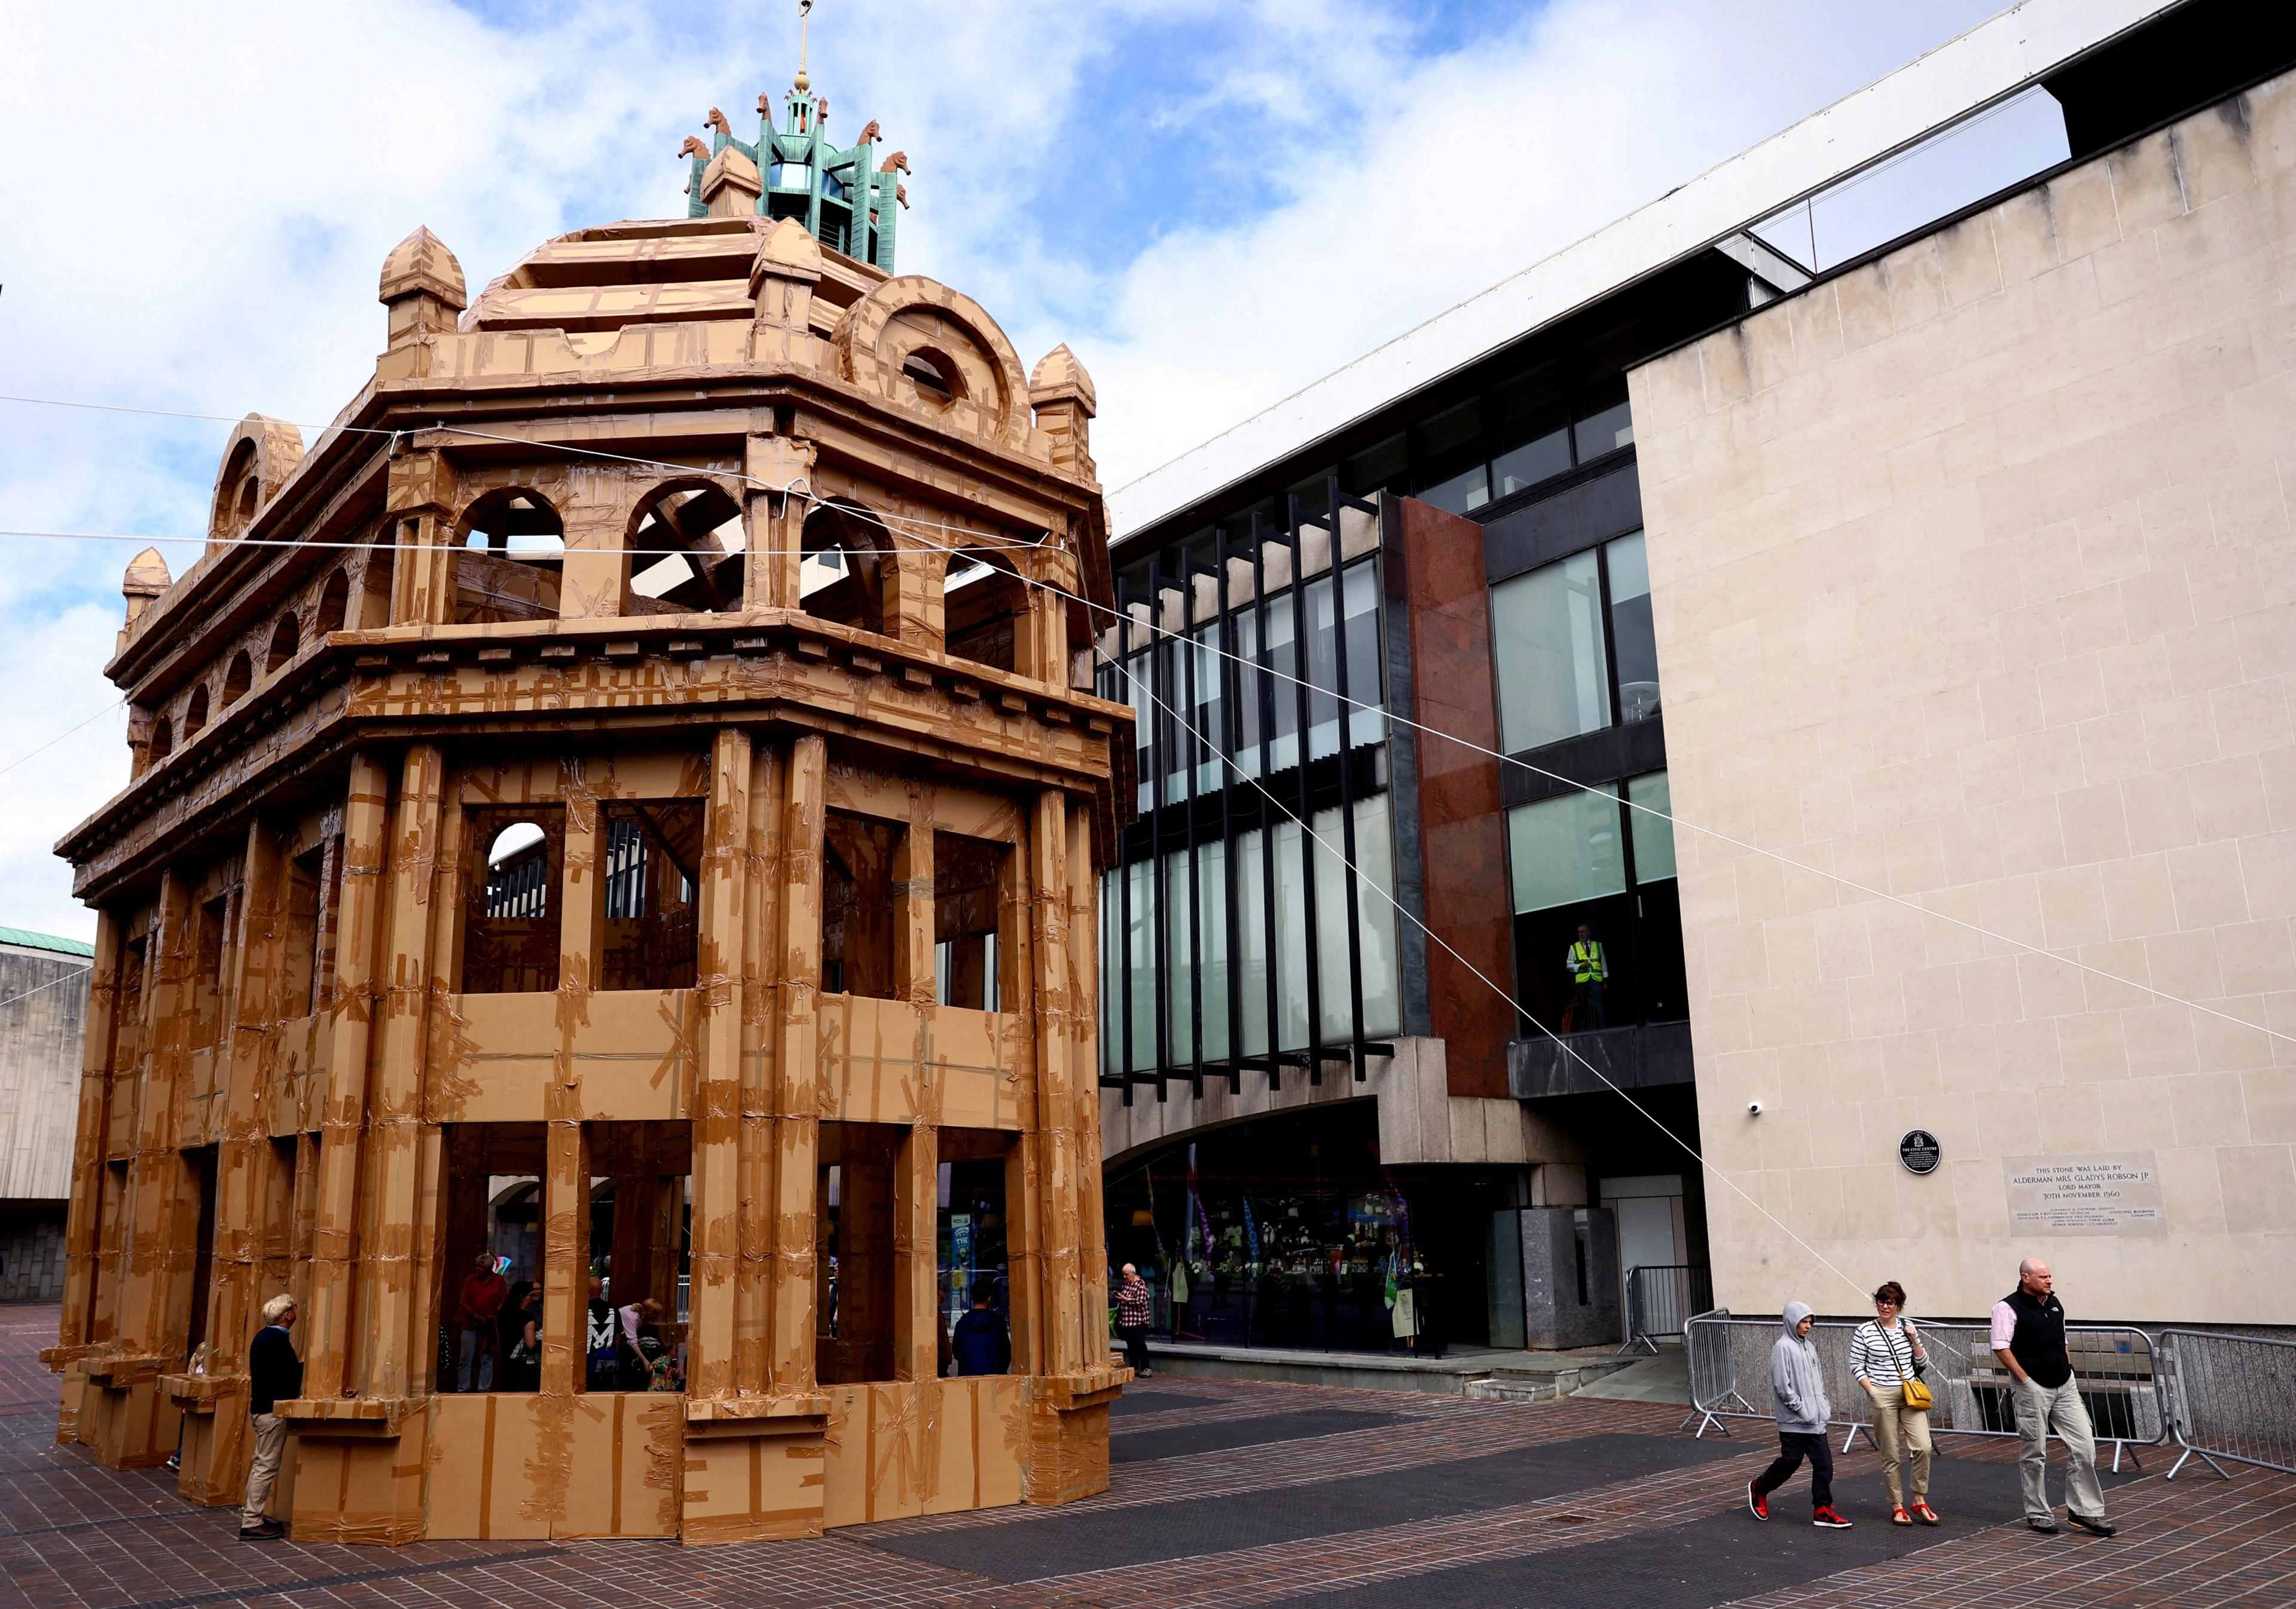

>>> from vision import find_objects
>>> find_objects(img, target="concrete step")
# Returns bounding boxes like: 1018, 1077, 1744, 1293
1123, 1340, 1636, 1399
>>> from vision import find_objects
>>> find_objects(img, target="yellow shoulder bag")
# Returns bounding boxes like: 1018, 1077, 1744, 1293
1891, 1323, 1934, 1410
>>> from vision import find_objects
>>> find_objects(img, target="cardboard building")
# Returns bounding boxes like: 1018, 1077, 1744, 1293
41, 73, 1132, 1543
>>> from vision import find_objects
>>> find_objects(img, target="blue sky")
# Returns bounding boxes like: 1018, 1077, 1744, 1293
0, 0, 2018, 938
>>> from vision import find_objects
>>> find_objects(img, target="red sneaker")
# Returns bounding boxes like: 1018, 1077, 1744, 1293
1748, 1480, 1768, 1521
1813, 1506, 1853, 1529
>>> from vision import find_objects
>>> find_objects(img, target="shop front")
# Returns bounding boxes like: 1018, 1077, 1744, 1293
1101, 1102, 1515, 1357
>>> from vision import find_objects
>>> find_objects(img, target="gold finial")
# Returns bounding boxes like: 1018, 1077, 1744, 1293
795, 0, 813, 93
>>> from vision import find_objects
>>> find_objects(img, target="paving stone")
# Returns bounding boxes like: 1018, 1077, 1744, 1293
2, 1304, 2289, 1609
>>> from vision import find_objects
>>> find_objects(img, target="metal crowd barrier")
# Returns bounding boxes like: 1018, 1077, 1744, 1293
1683, 1312, 2169, 1468
2160, 1329, 2296, 1479
1619, 1265, 1713, 1354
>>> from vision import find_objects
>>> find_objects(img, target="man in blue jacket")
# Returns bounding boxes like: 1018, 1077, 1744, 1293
948, 1284, 1010, 1376
1748, 1300, 1852, 1529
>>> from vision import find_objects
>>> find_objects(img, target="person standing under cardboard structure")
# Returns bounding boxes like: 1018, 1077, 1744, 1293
453, 1251, 506, 1392
239, 1296, 300, 1541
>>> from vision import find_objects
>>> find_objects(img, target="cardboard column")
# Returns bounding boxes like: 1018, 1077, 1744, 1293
358, 743, 443, 1401
1002, 819, 1045, 1375
688, 727, 749, 1402
744, 435, 817, 611
1018, 790, 1116, 1507
1065, 801, 1112, 1369
87, 872, 193, 1468
189, 819, 284, 1504
303, 753, 392, 1400
1026, 792, 1082, 1373
557, 475, 630, 621
545, 774, 603, 1385
386, 452, 457, 627
407, 798, 466, 1399
891, 804, 939, 1495
769, 735, 825, 1389
736, 740, 783, 1396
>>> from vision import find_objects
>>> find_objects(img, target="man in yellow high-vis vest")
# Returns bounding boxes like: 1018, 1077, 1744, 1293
1567, 923, 1608, 1030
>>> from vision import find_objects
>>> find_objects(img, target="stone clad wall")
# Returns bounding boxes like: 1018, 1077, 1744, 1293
0, 945, 91, 1203
1629, 75, 2296, 1324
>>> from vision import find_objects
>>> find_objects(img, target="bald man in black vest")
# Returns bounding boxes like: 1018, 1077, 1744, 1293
1990, 1257, 2114, 1537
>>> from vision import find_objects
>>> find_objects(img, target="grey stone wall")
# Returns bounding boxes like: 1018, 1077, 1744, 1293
0, 942, 91, 1203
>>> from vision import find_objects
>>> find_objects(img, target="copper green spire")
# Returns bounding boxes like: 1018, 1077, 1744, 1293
677, 0, 909, 270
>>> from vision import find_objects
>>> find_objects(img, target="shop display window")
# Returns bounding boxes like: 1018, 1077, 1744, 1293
1102, 1103, 1485, 1356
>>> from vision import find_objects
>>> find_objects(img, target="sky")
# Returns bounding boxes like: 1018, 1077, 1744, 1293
0, 0, 2020, 941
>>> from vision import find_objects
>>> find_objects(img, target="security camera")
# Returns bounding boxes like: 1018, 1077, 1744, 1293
1747, 1100, 1764, 1116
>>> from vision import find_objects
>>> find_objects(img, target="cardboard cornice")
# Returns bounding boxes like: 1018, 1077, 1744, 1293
63, 614, 1130, 900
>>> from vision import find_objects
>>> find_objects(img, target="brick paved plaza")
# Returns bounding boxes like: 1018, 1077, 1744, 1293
4, 1305, 2290, 1609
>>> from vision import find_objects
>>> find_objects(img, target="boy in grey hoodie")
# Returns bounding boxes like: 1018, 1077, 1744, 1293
1748, 1300, 1852, 1527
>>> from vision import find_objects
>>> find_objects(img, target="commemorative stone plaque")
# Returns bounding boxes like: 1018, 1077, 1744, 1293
1898, 1130, 1942, 1175
2002, 1152, 2167, 1236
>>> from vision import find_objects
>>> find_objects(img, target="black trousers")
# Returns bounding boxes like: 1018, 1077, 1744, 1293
1573, 980, 1607, 1028
1119, 1325, 1150, 1374
1753, 1430, 1834, 1510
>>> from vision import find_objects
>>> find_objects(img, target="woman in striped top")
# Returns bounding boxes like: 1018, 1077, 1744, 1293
1852, 1281, 1938, 1526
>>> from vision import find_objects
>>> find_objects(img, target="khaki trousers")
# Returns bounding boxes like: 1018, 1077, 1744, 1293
2013, 1376, 2107, 1523
240, 1412, 288, 1531
1861, 1381, 1932, 1508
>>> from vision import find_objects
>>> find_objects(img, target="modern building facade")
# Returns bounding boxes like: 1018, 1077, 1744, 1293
0, 927, 94, 1302
1097, 0, 2296, 1347
44, 70, 1131, 1543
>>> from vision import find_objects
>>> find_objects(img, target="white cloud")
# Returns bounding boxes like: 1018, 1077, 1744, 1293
0, 0, 2007, 936
1073, 0, 2011, 486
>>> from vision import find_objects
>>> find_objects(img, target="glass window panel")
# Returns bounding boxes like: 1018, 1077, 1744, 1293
1507, 786, 1628, 915
1416, 462, 1488, 516
1126, 860, 1156, 1072
1234, 610, 1264, 777
1262, 598, 1300, 775
1198, 838, 1231, 1063
1491, 427, 1572, 498
1628, 770, 1676, 885
1125, 647, 1154, 811
1101, 875, 1117, 1078
1491, 549, 1611, 753
1574, 398, 1634, 458
1163, 845, 1196, 1064
1305, 573, 1341, 762
1271, 815, 1311, 1051
1311, 795, 1402, 1042
1634, 878, 1689, 1023
1606, 530, 1660, 724
1413, 399, 1486, 514
1416, 399, 1481, 459
1189, 622, 1225, 796
1234, 826, 1270, 1058
1488, 367, 1573, 497
1344, 433, 1406, 496
1341, 559, 1387, 748
1311, 807, 1348, 1046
